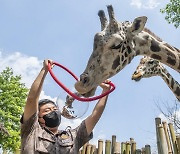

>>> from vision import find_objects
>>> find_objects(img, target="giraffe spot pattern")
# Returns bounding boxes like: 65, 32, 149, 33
150, 39, 161, 52
121, 55, 124, 62
165, 78, 170, 85
174, 87, 180, 96
127, 46, 132, 54
122, 59, 127, 67
171, 78, 174, 90
151, 54, 162, 60
167, 57, 176, 66
112, 55, 120, 70
178, 63, 180, 70
166, 49, 176, 59
136, 50, 140, 56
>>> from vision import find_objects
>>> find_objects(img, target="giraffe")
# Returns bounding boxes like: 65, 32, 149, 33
132, 56, 180, 101
75, 5, 180, 97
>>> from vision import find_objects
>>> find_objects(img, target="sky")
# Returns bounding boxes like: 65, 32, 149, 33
0, 0, 179, 152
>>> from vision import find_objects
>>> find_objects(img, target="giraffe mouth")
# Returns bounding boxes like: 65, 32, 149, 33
74, 81, 97, 97
131, 73, 142, 81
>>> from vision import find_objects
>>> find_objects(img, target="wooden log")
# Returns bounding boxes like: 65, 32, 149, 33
114, 142, 120, 154
158, 124, 168, 154
111, 135, 116, 154
82, 142, 88, 154
168, 123, 178, 154
121, 142, 126, 154
86, 144, 92, 154
130, 138, 134, 143
145, 144, 151, 154
135, 149, 141, 154
131, 141, 136, 154
105, 140, 111, 154
176, 135, 180, 154
125, 142, 130, 154
97, 139, 103, 154
90, 145, 96, 154
141, 147, 145, 154
162, 121, 173, 154
78, 150, 82, 154
155, 117, 162, 154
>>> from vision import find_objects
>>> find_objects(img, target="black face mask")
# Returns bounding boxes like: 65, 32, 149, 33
43, 110, 61, 128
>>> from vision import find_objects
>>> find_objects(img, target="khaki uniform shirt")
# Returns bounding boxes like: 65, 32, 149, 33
20, 113, 93, 154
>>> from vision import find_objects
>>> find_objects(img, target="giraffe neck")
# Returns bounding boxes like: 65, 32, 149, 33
159, 66, 180, 101
132, 29, 180, 73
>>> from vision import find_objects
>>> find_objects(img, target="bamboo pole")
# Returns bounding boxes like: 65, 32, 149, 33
131, 141, 136, 154
111, 135, 116, 154
90, 145, 96, 154
97, 139, 103, 154
162, 121, 173, 154
78, 150, 82, 154
82, 142, 88, 154
86, 144, 92, 154
135, 149, 141, 154
114, 142, 120, 154
155, 117, 162, 154
168, 123, 178, 154
125, 142, 131, 154
141, 147, 145, 154
145, 144, 151, 154
121, 142, 126, 154
105, 140, 111, 154
158, 124, 168, 154
176, 135, 180, 154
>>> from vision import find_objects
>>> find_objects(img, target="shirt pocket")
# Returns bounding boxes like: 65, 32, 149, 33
35, 134, 55, 153
58, 137, 74, 147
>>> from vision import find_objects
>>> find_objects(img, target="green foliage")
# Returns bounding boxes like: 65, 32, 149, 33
160, 0, 180, 28
0, 68, 28, 152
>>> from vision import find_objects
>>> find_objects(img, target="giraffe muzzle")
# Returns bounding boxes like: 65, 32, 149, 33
131, 72, 142, 81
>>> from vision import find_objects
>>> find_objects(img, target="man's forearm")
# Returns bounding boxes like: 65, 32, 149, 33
27, 67, 48, 101
23, 67, 48, 122
85, 94, 109, 135
92, 94, 108, 119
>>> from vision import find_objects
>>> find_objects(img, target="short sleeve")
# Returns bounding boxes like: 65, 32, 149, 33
20, 112, 38, 139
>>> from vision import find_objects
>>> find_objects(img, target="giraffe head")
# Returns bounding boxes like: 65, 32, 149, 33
132, 56, 162, 81
75, 5, 147, 96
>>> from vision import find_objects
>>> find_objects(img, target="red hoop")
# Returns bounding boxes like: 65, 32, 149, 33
48, 61, 115, 102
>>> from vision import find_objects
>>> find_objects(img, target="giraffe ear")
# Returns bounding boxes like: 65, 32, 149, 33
130, 16, 147, 35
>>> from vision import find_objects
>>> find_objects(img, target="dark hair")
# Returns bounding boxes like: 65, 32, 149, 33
38, 99, 57, 110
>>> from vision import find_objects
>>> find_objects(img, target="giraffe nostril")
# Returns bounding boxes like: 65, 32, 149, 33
134, 71, 138, 75
82, 76, 89, 84
80, 74, 89, 84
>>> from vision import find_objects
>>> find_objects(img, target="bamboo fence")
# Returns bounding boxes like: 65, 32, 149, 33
79, 117, 180, 154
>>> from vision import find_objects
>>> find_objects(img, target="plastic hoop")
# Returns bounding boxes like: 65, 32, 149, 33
48, 61, 115, 102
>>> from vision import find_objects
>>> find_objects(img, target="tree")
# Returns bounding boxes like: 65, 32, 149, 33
156, 100, 180, 132
160, 0, 180, 28
0, 68, 28, 152
0, 122, 9, 136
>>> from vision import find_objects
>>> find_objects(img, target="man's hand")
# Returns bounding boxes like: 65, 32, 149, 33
99, 79, 111, 92
43, 59, 54, 72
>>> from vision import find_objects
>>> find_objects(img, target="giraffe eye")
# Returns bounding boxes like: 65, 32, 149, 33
110, 42, 122, 49
148, 61, 154, 65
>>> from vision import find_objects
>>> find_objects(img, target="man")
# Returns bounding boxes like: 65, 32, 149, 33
20, 59, 111, 154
